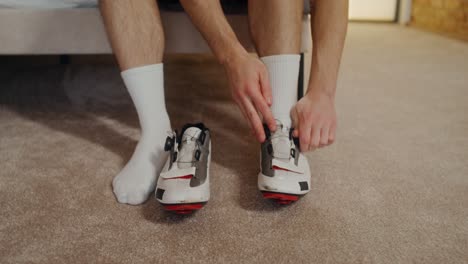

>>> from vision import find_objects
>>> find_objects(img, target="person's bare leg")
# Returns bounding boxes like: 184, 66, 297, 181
100, 0, 164, 70
248, 0, 303, 128
100, 0, 171, 205
249, 0, 310, 200
249, 1, 311, 201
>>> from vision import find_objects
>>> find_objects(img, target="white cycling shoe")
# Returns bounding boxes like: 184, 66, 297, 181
258, 122, 311, 204
155, 123, 211, 214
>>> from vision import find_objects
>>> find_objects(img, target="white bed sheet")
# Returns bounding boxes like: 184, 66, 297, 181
0, 0, 97, 9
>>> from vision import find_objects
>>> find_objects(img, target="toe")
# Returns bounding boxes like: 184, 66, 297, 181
113, 179, 131, 204
127, 188, 149, 205
115, 191, 128, 204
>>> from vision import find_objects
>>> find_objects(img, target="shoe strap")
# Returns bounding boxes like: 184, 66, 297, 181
271, 158, 304, 174
160, 167, 197, 179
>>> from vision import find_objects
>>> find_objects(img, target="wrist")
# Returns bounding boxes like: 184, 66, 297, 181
218, 42, 248, 67
306, 81, 336, 103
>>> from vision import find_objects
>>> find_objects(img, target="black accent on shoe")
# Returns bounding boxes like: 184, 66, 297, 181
293, 137, 300, 150
164, 136, 174, 152
291, 148, 296, 159
299, 181, 309, 191
263, 124, 271, 139
298, 53, 305, 100
267, 144, 273, 156
156, 188, 165, 200
199, 131, 206, 144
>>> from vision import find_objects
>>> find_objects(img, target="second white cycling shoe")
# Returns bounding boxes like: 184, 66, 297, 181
155, 123, 211, 214
258, 122, 311, 204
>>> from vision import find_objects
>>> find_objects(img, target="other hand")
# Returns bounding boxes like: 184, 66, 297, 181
291, 90, 336, 152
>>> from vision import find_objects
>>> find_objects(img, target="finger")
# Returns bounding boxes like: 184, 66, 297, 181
291, 106, 299, 134
309, 126, 321, 151
251, 93, 276, 132
291, 106, 300, 138
259, 68, 272, 106
320, 126, 330, 147
234, 97, 256, 135
239, 105, 256, 136
243, 98, 266, 142
293, 129, 299, 138
299, 117, 312, 152
329, 122, 336, 145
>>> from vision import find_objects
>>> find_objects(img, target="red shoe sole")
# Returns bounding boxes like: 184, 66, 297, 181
261, 191, 299, 205
162, 203, 205, 215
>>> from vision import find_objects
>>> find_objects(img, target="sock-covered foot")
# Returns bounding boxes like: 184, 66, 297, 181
113, 63, 170, 205
112, 118, 171, 205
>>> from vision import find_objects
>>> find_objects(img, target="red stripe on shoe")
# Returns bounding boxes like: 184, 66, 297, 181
164, 174, 193, 180
262, 192, 299, 201
164, 203, 204, 211
272, 165, 303, 174
272, 165, 291, 172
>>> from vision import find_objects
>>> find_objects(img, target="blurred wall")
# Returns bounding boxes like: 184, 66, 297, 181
349, 0, 398, 21
411, 0, 468, 41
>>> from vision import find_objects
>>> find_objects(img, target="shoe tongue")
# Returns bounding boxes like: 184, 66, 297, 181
182, 127, 202, 141
271, 129, 291, 160
178, 127, 202, 169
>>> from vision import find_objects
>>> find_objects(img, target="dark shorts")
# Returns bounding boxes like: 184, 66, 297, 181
158, 0, 249, 14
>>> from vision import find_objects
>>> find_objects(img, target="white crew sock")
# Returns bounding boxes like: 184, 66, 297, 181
113, 63, 171, 205
260, 54, 300, 128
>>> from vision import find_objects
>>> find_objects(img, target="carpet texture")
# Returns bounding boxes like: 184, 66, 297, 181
0, 23, 467, 264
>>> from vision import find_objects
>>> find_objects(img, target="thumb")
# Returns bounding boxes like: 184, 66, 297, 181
290, 105, 300, 137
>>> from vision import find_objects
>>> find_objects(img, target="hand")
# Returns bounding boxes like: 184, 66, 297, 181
291, 89, 336, 152
224, 51, 277, 142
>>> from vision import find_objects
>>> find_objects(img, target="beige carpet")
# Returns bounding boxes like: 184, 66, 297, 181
1, 23, 467, 264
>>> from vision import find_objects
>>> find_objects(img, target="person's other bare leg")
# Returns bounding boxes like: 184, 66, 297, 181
249, 0, 302, 57
248, 0, 303, 127
100, 0, 171, 205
